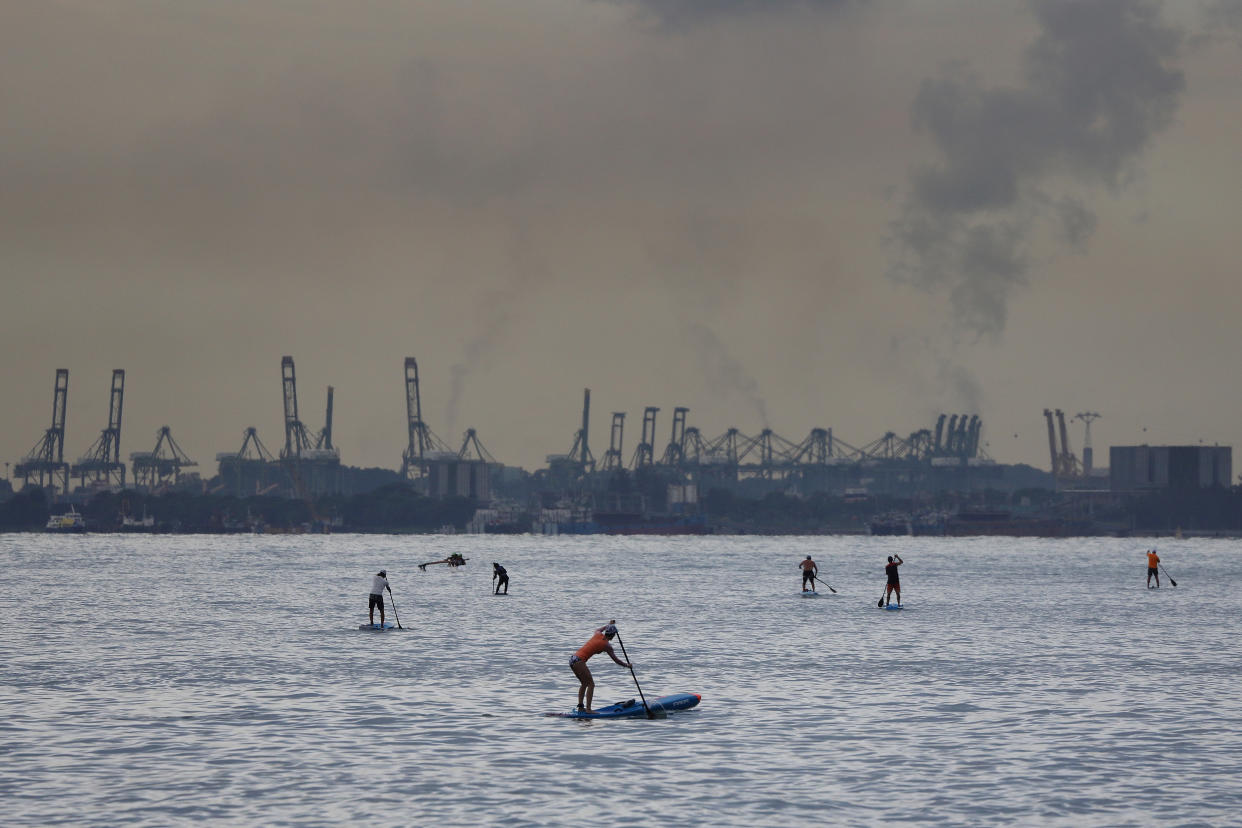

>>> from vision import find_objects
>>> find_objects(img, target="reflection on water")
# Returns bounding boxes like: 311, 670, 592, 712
1, 533, 1240, 825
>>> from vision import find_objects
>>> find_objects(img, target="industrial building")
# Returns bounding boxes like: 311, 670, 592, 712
1110, 445, 1232, 492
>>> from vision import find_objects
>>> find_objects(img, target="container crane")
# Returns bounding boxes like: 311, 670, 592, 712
72, 369, 126, 489
15, 369, 70, 496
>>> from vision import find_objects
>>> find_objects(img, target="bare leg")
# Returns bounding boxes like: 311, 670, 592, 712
572, 661, 595, 711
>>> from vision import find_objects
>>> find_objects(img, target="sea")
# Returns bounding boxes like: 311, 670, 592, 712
1, 533, 1239, 826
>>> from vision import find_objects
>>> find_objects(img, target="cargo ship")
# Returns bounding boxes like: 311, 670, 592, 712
944, 509, 1091, 537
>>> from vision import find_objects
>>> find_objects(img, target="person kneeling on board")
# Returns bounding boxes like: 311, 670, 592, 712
1146, 549, 1161, 588
492, 562, 509, 594
800, 555, 818, 592
369, 570, 392, 626
569, 621, 631, 713
884, 555, 903, 607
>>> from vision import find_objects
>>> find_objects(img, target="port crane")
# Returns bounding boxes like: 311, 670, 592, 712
72, 369, 126, 488
15, 369, 70, 496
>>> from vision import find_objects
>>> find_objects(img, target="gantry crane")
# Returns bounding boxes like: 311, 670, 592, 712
661, 407, 689, 466
130, 426, 197, 489
564, 388, 595, 475
72, 369, 126, 488
630, 407, 659, 469
15, 369, 70, 496
1074, 412, 1101, 476
400, 357, 450, 482
601, 412, 626, 472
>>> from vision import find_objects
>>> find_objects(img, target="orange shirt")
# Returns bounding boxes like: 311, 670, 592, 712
575, 631, 612, 662
1147, 552, 1159, 568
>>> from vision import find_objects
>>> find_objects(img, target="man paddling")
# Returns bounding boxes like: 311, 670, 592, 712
569, 621, 631, 713
493, 562, 509, 594
418, 553, 468, 571
800, 555, 818, 592
1147, 549, 1161, 588
884, 554, 903, 607
369, 569, 392, 627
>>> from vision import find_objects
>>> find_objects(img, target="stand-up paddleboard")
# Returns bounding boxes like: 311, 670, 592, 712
883, 603, 903, 611
358, 621, 397, 630
801, 590, 818, 598
546, 692, 701, 719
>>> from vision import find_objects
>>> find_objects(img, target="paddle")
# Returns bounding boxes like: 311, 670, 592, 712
388, 589, 404, 629
1159, 563, 1177, 587
814, 576, 837, 594
613, 629, 653, 720
878, 587, 886, 608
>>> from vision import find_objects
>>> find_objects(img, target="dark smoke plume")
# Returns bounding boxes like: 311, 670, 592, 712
889, 0, 1185, 339
685, 322, 770, 428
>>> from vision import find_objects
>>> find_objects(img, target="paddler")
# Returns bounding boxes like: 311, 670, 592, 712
1146, 548, 1161, 588
883, 554, 903, 607
368, 569, 392, 627
492, 561, 509, 594
569, 621, 631, 713
800, 555, 818, 592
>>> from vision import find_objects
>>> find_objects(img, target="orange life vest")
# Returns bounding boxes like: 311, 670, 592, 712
575, 631, 611, 662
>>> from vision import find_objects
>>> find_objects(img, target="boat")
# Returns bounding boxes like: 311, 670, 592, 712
46, 507, 87, 533
944, 509, 1091, 537
869, 512, 911, 536
911, 511, 948, 536
119, 507, 156, 532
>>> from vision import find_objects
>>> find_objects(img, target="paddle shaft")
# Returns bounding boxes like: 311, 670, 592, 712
1158, 562, 1177, 587
614, 633, 653, 719
814, 576, 837, 594
388, 589, 403, 629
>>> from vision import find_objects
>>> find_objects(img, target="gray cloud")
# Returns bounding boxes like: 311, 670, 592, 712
889, 0, 1185, 339
605, 0, 861, 29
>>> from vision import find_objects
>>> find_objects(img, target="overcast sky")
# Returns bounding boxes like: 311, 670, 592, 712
3, 0, 1241, 479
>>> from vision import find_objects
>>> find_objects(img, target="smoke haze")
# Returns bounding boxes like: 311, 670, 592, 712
2, 1, 1240, 478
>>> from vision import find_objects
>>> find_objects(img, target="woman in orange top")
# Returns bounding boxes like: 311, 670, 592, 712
1147, 549, 1160, 588
569, 621, 631, 713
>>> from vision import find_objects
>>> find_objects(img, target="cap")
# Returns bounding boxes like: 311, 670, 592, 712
602, 623, 618, 636
378, 570, 387, 577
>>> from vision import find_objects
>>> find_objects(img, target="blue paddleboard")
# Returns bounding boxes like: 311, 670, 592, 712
801, 590, 818, 598
546, 692, 701, 719
358, 622, 396, 630
883, 604, 903, 611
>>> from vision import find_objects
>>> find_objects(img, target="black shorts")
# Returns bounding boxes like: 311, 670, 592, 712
802, 571, 815, 581
1148, 567, 1158, 576
369, 594, 384, 610
496, 573, 509, 582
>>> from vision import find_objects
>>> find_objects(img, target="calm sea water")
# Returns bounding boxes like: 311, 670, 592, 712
1, 533, 1239, 826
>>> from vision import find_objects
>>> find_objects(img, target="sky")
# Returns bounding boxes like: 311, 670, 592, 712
3, 0, 1241, 480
